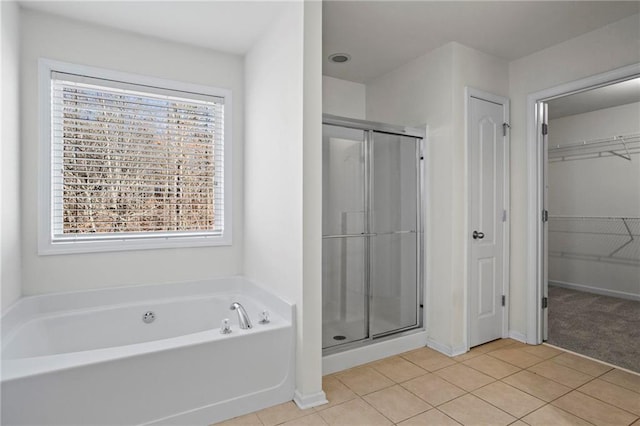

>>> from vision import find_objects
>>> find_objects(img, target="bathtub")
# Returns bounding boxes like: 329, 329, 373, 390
1, 277, 295, 425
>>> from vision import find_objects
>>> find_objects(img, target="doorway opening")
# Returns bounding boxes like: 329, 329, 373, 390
527, 63, 640, 372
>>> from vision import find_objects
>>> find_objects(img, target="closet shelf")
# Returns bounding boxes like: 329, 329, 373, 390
548, 216, 640, 265
548, 132, 640, 162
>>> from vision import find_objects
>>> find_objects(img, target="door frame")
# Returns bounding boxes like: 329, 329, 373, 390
525, 63, 640, 344
464, 87, 510, 351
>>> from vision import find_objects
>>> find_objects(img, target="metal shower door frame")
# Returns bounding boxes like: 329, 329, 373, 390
322, 114, 425, 354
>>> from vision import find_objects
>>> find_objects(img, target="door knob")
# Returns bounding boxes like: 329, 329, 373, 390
473, 231, 485, 240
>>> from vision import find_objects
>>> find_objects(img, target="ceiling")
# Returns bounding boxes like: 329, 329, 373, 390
19, 1, 289, 55
18, 1, 640, 84
548, 77, 640, 120
323, 1, 640, 83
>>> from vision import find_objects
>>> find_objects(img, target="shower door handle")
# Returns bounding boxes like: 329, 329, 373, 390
374, 230, 416, 235
472, 231, 485, 240
322, 233, 377, 239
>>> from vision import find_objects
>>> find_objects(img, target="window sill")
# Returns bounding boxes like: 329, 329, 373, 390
38, 234, 232, 256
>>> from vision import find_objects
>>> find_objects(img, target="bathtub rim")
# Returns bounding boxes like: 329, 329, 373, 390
2, 275, 292, 336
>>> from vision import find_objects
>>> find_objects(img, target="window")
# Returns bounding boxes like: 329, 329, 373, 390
39, 60, 232, 254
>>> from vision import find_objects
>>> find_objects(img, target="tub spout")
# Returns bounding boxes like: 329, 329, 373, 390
230, 302, 253, 329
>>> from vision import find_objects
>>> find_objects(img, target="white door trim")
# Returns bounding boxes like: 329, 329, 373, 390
465, 87, 510, 351
525, 63, 640, 345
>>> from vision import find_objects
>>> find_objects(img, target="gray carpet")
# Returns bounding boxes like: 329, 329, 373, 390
547, 285, 640, 373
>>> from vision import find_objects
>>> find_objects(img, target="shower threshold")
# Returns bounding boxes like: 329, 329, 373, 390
322, 318, 422, 353
322, 327, 428, 374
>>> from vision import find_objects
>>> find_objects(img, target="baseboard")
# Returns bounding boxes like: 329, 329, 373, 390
426, 338, 466, 357
429, 334, 529, 356
323, 330, 428, 375
451, 344, 467, 357
508, 330, 527, 343
550, 280, 640, 302
293, 390, 328, 410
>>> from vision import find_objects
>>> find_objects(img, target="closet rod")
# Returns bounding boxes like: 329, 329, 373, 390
549, 215, 640, 220
548, 133, 640, 162
548, 132, 640, 152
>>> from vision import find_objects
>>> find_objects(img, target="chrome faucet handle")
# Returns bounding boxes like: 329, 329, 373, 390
220, 318, 232, 334
259, 310, 270, 324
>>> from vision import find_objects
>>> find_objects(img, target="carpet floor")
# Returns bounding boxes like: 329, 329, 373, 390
548, 285, 640, 373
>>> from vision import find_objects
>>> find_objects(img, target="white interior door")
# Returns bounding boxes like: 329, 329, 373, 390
469, 94, 508, 348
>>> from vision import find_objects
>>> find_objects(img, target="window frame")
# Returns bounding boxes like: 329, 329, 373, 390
38, 59, 232, 255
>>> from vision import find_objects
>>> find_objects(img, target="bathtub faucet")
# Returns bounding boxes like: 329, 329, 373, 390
230, 302, 253, 329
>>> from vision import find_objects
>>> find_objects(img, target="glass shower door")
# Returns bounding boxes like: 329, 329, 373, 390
370, 132, 420, 337
322, 124, 368, 348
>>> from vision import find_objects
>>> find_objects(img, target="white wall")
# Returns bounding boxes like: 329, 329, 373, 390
322, 75, 366, 119
245, 2, 324, 406
20, 9, 245, 295
366, 42, 508, 353
548, 102, 640, 298
367, 43, 454, 351
508, 13, 640, 336
451, 44, 509, 347
245, 0, 303, 340
1, 0, 22, 310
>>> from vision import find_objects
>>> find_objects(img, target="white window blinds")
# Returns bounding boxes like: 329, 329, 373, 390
50, 71, 225, 242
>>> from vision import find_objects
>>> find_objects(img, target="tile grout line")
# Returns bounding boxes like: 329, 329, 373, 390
545, 352, 616, 378
526, 372, 638, 425
572, 386, 640, 419
358, 393, 405, 425
434, 407, 465, 425
481, 348, 618, 400
368, 357, 431, 383
398, 406, 467, 426
451, 388, 522, 423
523, 402, 599, 426
464, 360, 568, 408
399, 369, 527, 423
539, 402, 600, 426
459, 357, 523, 382
543, 342, 640, 377
522, 358, 607, 391
397, 351, 456, 373
483, 348, 547, 370
599, 373, 640, 394
382, 344, 544, 421
468, 379, 547, 421
399, 380, 471, 409
470, 371, 567, 423
360, 381, 433, 422
331, 366, 395, 396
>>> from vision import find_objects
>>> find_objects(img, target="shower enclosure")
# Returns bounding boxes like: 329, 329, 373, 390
322, 114, 424, 353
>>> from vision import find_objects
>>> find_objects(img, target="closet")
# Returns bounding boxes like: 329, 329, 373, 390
545, 82, 640, 372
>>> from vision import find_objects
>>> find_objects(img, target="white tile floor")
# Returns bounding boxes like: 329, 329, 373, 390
216, 339, 640, 426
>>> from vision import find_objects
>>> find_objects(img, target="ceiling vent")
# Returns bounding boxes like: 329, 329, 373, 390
328, 53, 351, 64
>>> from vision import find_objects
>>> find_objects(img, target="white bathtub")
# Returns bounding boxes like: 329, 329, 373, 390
1, 277, 295, 425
